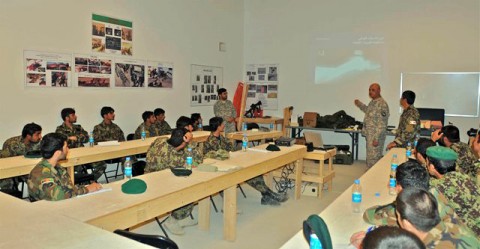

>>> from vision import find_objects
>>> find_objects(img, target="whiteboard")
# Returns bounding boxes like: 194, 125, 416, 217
400, 72, 480, 117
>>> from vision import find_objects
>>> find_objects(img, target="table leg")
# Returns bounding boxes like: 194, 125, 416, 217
198, 197, 210, 231
223, 185, 237, 241
328, 155, 334, 191
294, 159, 303, 200
68, 166, 74, 184
355, 133, 359, 160
318, 159, 324, 199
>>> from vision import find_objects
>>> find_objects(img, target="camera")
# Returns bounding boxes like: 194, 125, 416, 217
466, 128, 478, 137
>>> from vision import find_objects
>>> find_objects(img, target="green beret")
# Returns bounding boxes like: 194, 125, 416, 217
121, 178, 147, 194
426, 146, 458, 161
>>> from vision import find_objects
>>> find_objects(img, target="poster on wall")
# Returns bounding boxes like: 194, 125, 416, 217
114, 58, 146, 87
92, 13, 133, 56
147, 61, 173, 88
74, 54, 112, 88
245, 64, 279, 110
24, 50, 72, 87
190, 64, 223, 106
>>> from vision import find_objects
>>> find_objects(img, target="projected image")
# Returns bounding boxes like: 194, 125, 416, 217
313, 35, 385, 85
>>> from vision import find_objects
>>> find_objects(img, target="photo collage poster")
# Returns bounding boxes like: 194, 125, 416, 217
24, 50, 72, 87
245, 64, 279, 110
114, 58, 146, 87
74, 54, 112, 88
92, 14, 133, 56
190, 64, 223, 106
147, 61, 174, 88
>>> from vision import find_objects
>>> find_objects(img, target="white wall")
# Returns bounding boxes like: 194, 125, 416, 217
244, 0, 480, 159
0, 0, 244, 142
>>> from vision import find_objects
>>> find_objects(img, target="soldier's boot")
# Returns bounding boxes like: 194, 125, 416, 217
178, 217, 198, 227
261, 193, 281, 206
267, 189, 289, 203
164, 216, 185, 235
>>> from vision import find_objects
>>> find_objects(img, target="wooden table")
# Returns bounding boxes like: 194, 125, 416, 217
34, 144, 307, 242
0, 131, 210, 182
226, 130, 283, 144
0, 193, 151, 248
280, 148, 405, 248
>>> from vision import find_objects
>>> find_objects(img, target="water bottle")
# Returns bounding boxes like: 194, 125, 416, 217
198, 123, 203, 131
413, 134, 420, 149
269, 123, 274, 131
243, 122, 247, 131
242, 133, 248, 152
185, 147, 193, 170
352, 179, 362, 213
141, 125, 146, 141
406, 142, 412, 157
389, 154, 398, 195
309, 233, 322, 249
89, 132, 94, 147
124, 157, 132, 180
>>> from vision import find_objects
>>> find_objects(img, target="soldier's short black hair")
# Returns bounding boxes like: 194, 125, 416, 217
61, 108, 75, 121
142, 111, 154, 122
154, 108, 165, 117
176, 116, 193, 129
427, 156, 456, 175
100, 106, 115, 118
396, 161, 430, 190
415, 138, 436, 160
217, 88, 227, 95
40, 133, 67, 159
209, 117, 223, 131
396, 188, 440, 233
441, 125, 460, 143
191, 113, 201, 123
168, 128, 187, 147
22, 123, 42, 139
401, 90, 416, 105
363, 226, 425, 249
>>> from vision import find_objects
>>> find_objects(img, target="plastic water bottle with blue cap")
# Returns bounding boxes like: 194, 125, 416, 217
186, 147, 193, 170
406, 142, 412, 157
242, 133, 248, 152
389, 154, 398, 195
141, 125, 146, 141
352, 179, 362, 213
124, 157, 132, 180
89, 131, 94, 147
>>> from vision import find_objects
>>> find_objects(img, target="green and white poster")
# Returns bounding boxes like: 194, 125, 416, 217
92, 14, 133, 56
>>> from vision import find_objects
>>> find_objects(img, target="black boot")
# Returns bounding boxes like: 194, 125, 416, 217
267, 189, 289, 203
261, 193, 281, 206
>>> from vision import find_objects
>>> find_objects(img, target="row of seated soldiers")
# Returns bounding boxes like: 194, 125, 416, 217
0, 106, 203, 190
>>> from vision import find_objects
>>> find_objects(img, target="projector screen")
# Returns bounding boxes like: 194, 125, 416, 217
401, 72, 480, 117
313, 34, 386, 85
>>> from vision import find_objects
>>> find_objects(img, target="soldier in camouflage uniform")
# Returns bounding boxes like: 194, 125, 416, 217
27, 133, 102, 201
153, 108, 172, 136
0, 123, 42, 192
354, 83, 390, 168
204, 117, 288, 206
426, 146, 480, 237
387, 90, 420, 150
213, 88, 237, 134
92, 106, 125, 180
431, 125, 478, 179
145, 128, 202, 235
134, 111, 157, 139
361, 161, 478, 247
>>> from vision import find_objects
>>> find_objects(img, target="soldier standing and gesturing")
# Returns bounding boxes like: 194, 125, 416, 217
355, 83, 389, 168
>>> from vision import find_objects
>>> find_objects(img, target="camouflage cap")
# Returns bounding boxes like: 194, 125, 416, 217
426, 146, 458, 161
121, 178, 147, 194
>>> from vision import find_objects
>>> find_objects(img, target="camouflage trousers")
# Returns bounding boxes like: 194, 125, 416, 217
172, 203, 194, 220
365, 134, 386, 168
0, 178, 14, 190
246, 175, 270, 194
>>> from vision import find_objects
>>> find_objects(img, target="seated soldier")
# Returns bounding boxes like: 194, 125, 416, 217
413, 138, 436, 168
0, 123, 42, 193
134, 111, 157, 139
27, 133, 101, 201
190, 113, 203, 131
145, 128, 202, 235
426, 146, 480, 237
359, 161, 478, 247
153, 108, 172, 136
204, 117, 288, 206
431, 125, 478, 178
361, 226, 425, 249
55, 108, 106, 182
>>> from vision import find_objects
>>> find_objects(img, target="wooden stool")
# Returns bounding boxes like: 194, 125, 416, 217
301, 148, 336, 198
